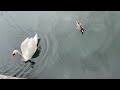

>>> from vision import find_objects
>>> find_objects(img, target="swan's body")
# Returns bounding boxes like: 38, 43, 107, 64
12, 34, 38, 62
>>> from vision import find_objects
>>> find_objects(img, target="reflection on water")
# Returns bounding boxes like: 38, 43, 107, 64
0, 11, 120, 79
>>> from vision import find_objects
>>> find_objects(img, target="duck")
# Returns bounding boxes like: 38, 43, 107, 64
76, 21, 84, 34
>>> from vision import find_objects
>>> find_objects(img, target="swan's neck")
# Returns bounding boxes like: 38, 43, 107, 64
16, 50, 22, 56
16, 50, 26, 61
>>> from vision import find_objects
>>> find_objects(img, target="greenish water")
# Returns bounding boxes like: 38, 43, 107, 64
0, 11, 120, 79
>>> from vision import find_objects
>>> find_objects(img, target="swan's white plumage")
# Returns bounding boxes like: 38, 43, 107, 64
13, 34, 38, 62
21, 37, 29, 56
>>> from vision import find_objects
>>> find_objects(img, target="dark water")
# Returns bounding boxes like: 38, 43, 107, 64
0, 11, 120, 79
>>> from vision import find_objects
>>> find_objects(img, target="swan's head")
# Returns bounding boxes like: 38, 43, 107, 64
12, 50, 19, 56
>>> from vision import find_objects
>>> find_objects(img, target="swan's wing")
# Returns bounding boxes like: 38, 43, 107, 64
21, 37, 29, 55
21, 34, 38, 60
33, 34, 38, 46
25, 37, 37, 59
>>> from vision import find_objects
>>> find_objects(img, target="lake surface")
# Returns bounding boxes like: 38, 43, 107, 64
0, 11, 120, 79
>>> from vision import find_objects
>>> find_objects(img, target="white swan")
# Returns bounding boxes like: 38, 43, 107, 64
12, 34, 38, 62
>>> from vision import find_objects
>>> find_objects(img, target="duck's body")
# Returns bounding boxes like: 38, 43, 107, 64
76, 21, 84, 34
12, 34, 39, 62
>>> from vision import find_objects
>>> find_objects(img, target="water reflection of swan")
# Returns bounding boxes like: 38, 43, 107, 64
12, 34, 40, 63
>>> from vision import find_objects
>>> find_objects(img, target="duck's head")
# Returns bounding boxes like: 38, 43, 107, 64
76, 21, 80, 24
